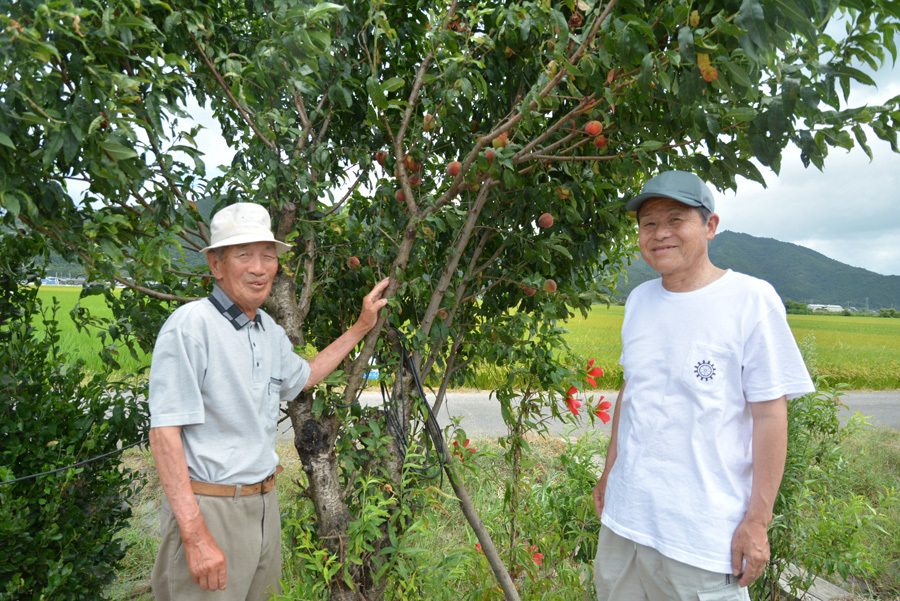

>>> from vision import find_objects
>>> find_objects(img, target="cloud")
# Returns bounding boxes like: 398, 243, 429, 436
715, 134, 900, 276
713, 47, 900, 276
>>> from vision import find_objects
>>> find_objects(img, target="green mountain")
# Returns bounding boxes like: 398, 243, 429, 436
616, 230, 900, 310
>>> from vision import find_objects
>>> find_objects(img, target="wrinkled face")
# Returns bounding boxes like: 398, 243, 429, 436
637, 197, 718, 281
207, 241, 279, 319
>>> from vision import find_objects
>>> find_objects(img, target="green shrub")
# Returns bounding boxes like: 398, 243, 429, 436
784, 300, 813, 315
0, 232, 149, 601
754, 335, 900, 599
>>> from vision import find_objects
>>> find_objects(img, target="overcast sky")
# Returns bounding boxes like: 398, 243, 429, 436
713, 61, 900, 276
185, 44, 900, 277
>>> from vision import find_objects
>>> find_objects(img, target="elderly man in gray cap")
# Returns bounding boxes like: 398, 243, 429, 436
148, 203, 389, 600
591, 171, 814, 600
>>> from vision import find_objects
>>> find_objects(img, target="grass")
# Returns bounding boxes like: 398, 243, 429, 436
839, 427, 900, 598
107, 425, 900, 600
34, 286, 150, 376
34, 288, 900, 391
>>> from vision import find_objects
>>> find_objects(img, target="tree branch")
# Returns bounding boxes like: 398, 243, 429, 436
190, 32, 276, 150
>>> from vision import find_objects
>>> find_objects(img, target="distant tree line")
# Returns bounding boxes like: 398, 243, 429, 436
784, 300, 899, 318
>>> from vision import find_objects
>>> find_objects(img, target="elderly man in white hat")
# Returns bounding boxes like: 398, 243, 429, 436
591, 171, 814, 601
148, 203, 389, 600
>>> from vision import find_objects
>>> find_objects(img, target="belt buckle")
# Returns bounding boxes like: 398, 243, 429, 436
257, 471, 274, 494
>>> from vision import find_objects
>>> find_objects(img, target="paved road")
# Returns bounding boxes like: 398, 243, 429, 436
278, 389, 899, 442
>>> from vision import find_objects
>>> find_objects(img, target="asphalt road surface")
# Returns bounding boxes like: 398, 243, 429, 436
278, 388, 900, 442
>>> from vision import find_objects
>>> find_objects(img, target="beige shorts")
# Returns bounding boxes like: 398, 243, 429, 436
593, 527, 751, 601
152, 488, 282, 601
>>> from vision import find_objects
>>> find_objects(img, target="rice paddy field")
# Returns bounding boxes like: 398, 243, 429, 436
32, 287, 900, 390
563, 305, 900, 390
33, 286, 150, 376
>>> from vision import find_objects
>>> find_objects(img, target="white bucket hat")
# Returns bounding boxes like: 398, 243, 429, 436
200, 203, 292, 256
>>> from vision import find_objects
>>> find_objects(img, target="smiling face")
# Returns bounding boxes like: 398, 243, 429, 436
637, 197, 720, 291
207, 241, 279, 319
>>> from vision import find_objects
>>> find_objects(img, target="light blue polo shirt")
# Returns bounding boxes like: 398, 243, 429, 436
149, 285, 310, 485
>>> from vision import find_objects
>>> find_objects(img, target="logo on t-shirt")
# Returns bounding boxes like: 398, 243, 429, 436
694, 359, 716, 382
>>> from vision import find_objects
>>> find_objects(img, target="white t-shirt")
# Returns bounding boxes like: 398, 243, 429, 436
601, 270, 814, 573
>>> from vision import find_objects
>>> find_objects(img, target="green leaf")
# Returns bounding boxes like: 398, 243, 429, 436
99, 140, 138, 161
735, 0, 766, 60
638, 140, 664, 152
678, 25, 695, 62
549, 244, 572, 259
0, 133, 14, 150
382, 77, 405, 93
366, 77, 387, 109
307, 30, 331, 51
1, 191, 21, 217
832, 65, 877, 88
725, 107, 758, 122
308, 2, 343, 19
712, 13, 745, 38
638, 53, 654, 92
722, 60, 753, 89
775, 0, 817, 41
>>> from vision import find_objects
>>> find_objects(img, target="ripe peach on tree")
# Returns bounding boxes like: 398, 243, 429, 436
538, 213, 554, 228
584, 120, 603, 137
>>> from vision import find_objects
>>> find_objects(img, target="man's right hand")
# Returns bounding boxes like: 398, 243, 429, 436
182, 516, 227, 591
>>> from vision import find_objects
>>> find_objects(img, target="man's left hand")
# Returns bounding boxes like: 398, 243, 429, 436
356, 278, 391, 332
730, 518, 770, 587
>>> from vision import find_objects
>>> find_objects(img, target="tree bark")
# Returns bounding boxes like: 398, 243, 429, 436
287, 394, 357, 600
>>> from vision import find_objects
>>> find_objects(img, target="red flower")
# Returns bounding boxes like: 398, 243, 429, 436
475, 543, 483, 553
564, 385, 582, 416
532, 552, 543, 565
453, 438, 476, 459
586, 358, 604, 387
595, 395, 612, 424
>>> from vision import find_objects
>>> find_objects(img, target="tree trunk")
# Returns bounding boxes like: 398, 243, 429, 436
286, 395, 356, 600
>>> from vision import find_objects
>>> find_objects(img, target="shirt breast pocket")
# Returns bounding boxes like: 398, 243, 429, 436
682, 342, 734, 395
268, 377, 283, 421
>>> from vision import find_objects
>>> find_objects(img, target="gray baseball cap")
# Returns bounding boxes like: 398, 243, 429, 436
624, 170, 715, 214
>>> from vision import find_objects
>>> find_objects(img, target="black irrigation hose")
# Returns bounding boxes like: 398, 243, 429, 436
331, 329, 447, 486
380, 340, 446, 485
0, 438, 148, 487
275, 329, 450, 489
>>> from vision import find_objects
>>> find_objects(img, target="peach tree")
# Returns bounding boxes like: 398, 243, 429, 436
2, 0, 898, 598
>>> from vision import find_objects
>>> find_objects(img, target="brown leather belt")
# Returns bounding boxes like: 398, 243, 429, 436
190, 465, 283, 497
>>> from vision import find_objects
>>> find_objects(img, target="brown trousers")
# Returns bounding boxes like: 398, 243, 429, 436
152, 489, 282, 601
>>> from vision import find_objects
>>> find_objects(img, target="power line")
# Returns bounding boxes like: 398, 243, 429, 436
0, 438, 148, 487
